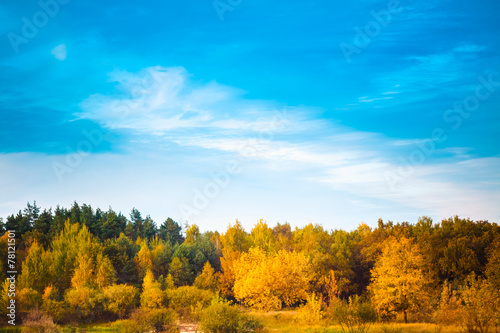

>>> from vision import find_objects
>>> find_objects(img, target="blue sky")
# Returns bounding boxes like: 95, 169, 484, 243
1, 0, 499, 231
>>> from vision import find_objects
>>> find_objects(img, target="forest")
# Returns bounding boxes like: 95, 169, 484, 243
1, 201, 499, 333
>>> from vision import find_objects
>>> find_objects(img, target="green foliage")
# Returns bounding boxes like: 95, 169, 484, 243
169, 256, 193, 287
200, 297, 264, 333
131, 308, 178, 333
64, 286, 105, 320
103, 284, 138, 318
17, 288, 42, 313
165, 285, 213, 318
331, 295, 377, 333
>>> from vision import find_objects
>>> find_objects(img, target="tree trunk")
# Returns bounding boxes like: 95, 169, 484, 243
404, 310, 407, 324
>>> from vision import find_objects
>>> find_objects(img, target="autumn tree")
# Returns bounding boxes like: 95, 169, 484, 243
140, 269, 164, 309
234, 248, 312, 310
103, 284, 139, 318
194, 261, 219, 291
369, 237, 431, 323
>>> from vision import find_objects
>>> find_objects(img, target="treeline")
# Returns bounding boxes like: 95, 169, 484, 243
1, 201, 499, 329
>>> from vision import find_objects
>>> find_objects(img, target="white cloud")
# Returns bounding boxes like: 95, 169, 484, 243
51, 44, 67, 61
68, 66, 500, 224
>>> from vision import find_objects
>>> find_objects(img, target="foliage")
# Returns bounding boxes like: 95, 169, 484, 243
234, 248, 313, 310
64, 286, 105, 320
130, 308, 178, 333
17, 288, 42, 313
165, 285, 213, 318
331, 295, 377, 333
200, 297, 264, 333
42, 285, 65, 323
103, 284, 139, 318
369, 237, 431, 323
194, 261, 219, 291
22, 308, 60, 333
433, 281, 462, 326
458, 274, 499, 333
140, 269, 164, 309
294, 293, 324, 325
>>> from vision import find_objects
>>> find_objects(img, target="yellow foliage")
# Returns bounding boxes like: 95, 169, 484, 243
103, 284, 138, 318
234, 247, 313, 310
71, 254, 93, 289
140, 270, 163, 309
194, 262, 219, 291
369, 237, 431, 323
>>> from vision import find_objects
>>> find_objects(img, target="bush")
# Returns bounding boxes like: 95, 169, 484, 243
200, 297, 264, 333
112, 308, 178, 333
458, 274, 498, 333
22, 308, 60, 333
330, 295, 377, 333
165, 286, 213, 318
294, 293, 324, 325
132, 308, 178, 332
103, 284, 139, 318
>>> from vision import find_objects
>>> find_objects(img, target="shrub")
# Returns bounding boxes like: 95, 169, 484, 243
200, 297, 264, 333
103, 284, 139, 318
165, 286, 213, 318
458, 274, 498, 333
294, 293, 324, 325
64, 286, 105, 320
42, 285, 66, 323
131, 308, 178, 332
22, 308, 60, 333
331, 295, 377, 333
18, 288, 42, 313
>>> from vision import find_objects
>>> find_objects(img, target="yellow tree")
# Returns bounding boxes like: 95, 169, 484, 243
234, 248, 312, 310
135, 241, 153, 280
194, 261, 219, 291
140, 269, 164, 309
369, 237, 431, 323
103, 284, 138, 318
250, 219, 277, 253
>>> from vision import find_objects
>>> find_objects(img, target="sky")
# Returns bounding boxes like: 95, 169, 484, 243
0, 0, 499, 232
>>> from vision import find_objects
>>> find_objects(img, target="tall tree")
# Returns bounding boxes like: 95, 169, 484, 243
369, 237, 431, 323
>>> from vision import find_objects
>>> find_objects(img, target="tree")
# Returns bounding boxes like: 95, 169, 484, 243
169, 257, 192, 287
369, 237, 431, 323
234, 248, 313, 310
103, 284, 138, 318
135, 241, 153, 280
194, 262, 219, 291
159, 218, 184, 245
140, 270, 164, 309
250, 219, 277, 253
458, 274, 499, 333
19, 242, 49, 293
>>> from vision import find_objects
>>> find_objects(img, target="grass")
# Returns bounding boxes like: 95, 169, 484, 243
1, 310, 464, 333
247, 310, 462, 333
